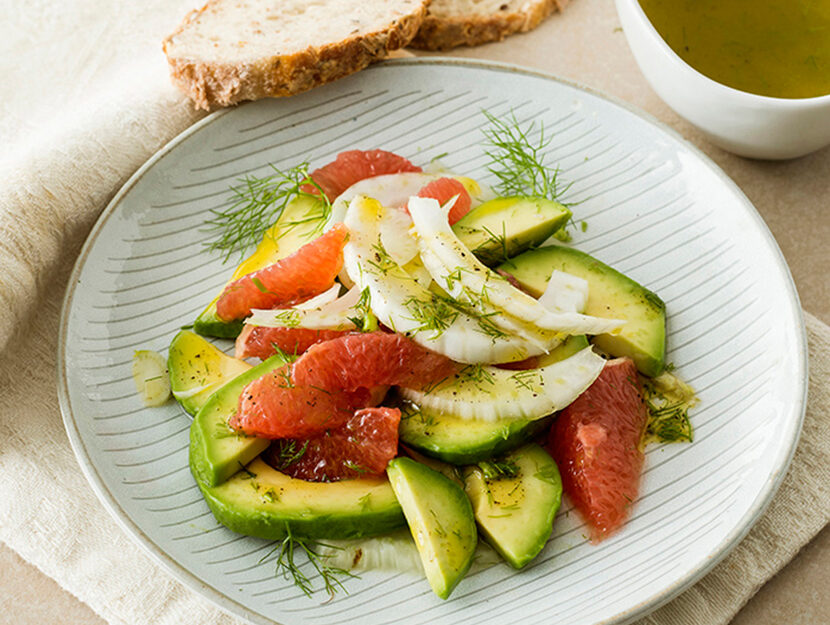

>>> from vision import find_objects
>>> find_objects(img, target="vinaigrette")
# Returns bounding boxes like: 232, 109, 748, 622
639, 0, 830, 99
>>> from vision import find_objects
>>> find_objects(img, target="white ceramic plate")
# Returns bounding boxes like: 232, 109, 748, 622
58, 59, 807, 625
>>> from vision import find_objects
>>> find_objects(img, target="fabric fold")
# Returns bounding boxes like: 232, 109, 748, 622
0, 62, 203, 353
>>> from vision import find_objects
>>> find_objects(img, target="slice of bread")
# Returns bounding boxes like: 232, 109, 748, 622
409, 0, 567, 50
163, 0, 429, 110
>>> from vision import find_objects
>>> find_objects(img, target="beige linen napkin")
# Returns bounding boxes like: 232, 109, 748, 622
0, 3, 828, 625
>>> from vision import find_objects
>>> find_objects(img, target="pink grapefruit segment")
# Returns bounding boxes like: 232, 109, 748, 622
264, 407, 402, 482
291, 331, 458, 392
302, 150, 422, 202
548, 357, 648, 542
230, 362, 389, 440
235, 325, 352, 360
229, 363, 355, 439
216, 224, 349, 322
416, 177, 472, 225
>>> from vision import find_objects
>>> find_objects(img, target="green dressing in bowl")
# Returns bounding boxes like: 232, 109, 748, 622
639, 0, 830, 99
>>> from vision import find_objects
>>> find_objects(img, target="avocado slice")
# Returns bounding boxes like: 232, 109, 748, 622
398, 335, 589, 464
499, 245, 666, 377
386, 457, 477, 599
198, 458, 405, 540
194, 195, 329, 338
463, 444, 562, 569
453, 196, 571, 266
400, 404, 553, 466
190, 354, 289, 487
167, 330, 251, 416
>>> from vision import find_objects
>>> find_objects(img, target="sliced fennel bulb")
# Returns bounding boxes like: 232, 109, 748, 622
328, 172, 440, 228
246, 286, 360, 331
318, 530, 502, 574
401, 346, 606, 421
539, 270, 589, 314
343, 195, 540, 364
132, 350, 171, 407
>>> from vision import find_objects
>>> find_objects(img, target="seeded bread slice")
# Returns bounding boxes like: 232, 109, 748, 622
163, 0, 429, 110
410, 0, 567, 50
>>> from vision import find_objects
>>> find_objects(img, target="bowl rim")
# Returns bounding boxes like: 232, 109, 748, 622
617, 0, 830, 107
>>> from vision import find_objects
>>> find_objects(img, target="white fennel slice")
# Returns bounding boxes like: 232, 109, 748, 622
329, 172, 441, 228
379, 206, 419, 267
400, 345, 606, 421
539, 270, 589, 313
343, 195, 540, 364
402, 256, 434, 288
327, 171, 489, 228
291, 284, 343, 310
318, 529, 424, 573
318, 529, 502, 574
132, 350, 171, 407
408, 196, 625, 336
246, 286, 361, 331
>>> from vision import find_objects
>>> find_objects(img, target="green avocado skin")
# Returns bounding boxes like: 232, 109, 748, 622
189, 356, 286, 487
500, 245, 666, 377
193, 301, 244, 339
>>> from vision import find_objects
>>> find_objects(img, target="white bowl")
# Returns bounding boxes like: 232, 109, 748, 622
616, 0, 830, 159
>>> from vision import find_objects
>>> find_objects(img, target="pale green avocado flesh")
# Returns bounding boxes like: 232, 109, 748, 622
167, 330, 251, 416
499, 245, 666, 377
199, 458, 405, 541
386, 457, 477, 600
464, 444, 562, 569
454, 196, 571, 266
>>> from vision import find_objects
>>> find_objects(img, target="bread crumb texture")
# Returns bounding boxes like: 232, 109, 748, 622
410, 0, 568, 50
163, 0, 429, 109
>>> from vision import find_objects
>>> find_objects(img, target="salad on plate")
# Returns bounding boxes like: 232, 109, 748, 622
133, 114, 697, 600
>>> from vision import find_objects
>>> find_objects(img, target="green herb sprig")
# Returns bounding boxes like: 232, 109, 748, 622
641, 372, 698, 445
478, 459, 520, 481
482, 110, 565, 201
644, 402, 693, 444
206, 162, 331, 261
347, 287, 378, 332
270, 440, 309, 470
263, 523, 355, 598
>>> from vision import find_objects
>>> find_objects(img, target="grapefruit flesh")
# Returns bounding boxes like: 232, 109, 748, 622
235, 325, 352, 360
291, 331, 459, 392
216, 223, 348, 322
264, 407, 402, 482
548, 357, 648, 542
303, 150, 422, 202
416, 177, 472, 225
229, 362, 380, 439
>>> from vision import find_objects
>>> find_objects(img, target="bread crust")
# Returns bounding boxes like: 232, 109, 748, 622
163, 1, 429, 110
409, 0, 567, 51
